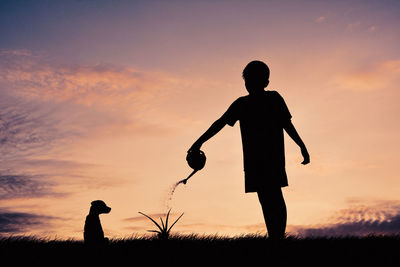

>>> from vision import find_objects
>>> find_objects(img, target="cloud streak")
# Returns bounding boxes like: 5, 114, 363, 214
315, 16, 326, 23
0, 173, 59, 200
335, 59, 400, 91
0, 95, 62, 160
291, 201, 400, 237
0, 49, 178, 108
0, 210, 56, 235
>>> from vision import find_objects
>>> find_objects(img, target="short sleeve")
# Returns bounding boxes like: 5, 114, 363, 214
275, 91, 292, 121
220, 98, 242, 127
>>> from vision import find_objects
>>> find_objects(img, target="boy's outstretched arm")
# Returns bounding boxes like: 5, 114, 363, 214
188, 118, 227, 152
283, 120, 310, 165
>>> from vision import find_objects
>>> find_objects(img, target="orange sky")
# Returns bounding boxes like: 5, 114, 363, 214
0, 0, 399, 238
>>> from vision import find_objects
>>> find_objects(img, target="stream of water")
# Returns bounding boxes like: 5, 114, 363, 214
165, 178, 186, 211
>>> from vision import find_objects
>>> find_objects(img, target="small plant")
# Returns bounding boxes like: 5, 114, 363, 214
138, 209, 184, 240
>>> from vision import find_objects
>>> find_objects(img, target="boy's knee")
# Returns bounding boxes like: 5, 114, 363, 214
257, 187, 283, 201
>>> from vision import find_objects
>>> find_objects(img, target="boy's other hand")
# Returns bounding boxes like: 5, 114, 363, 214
301, 147, 310, 165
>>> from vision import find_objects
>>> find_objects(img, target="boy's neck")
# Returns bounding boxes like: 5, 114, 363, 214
249, 89, 266, 96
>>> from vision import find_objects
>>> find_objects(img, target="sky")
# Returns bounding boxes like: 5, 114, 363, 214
0, 0, 400, 239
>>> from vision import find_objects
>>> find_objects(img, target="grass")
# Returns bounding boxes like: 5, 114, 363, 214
1, 234, 399, 266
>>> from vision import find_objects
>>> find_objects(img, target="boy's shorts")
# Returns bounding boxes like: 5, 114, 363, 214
244, 170, 288, 193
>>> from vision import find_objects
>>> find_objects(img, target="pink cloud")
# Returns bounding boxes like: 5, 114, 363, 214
0, 49, 179, 108
315, 16, 326, 23
346, 21, 361, 32
334, 59, 400, 91
368, 25, 377, 32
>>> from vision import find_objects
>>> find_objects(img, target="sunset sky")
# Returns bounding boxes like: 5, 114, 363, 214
1, 0, 400, 239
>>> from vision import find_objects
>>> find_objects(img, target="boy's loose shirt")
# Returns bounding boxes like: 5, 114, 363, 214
221, 90, 291, 193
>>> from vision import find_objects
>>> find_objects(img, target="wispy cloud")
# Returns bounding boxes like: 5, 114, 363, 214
0, 49, 35, 57
0, 209, 57, 235
0, 95, 63, 160
368, 25, 377, 32
0, 49, 179, 108
0, 173, 58, 200
290, 201, 400, 237
315, 16, 326, 23
346, 21, 361, 32
334, 59, 400, 91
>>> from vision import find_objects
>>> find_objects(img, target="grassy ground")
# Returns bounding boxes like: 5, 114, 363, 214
1, 234, 399, 266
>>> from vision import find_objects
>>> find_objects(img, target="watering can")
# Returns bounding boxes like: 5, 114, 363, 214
181, 150, 206, 184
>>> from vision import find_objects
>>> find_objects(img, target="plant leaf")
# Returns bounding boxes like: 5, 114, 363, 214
147, 230, 161, 234
165, 208, 172, 231
167, 212, 184, 233
160, 217, 165, 231
138, 212, 164, 232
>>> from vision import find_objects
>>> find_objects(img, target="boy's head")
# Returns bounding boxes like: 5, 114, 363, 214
242, 60, 270, 94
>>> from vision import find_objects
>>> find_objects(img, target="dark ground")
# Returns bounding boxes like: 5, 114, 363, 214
1, 234, 399, 266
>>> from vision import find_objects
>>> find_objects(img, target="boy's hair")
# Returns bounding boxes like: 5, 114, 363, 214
242, 60, 270, 84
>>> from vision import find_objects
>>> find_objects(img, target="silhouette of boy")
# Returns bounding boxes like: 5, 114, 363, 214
189, 60, 310, 239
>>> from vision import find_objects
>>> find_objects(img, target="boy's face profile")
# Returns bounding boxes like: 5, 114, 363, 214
242, 60, 270, 95
244, 77, 269, 95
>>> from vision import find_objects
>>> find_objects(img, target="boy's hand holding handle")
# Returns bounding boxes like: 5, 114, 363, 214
188, 140, 202, 153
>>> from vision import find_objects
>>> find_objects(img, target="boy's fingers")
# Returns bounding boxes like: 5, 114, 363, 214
300, 148, 310, 165
188, 144, 201, 153
188, 147, 199, 153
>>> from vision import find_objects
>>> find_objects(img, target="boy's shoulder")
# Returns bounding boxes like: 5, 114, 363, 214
266, 90, 281, 96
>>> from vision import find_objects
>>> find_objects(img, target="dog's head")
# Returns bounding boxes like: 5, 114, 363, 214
89, 200, 111, 215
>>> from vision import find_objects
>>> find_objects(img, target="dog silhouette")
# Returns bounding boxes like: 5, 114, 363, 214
84, 200, 111, 245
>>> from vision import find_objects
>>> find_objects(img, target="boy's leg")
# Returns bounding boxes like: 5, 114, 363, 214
257, 187, 287, 239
